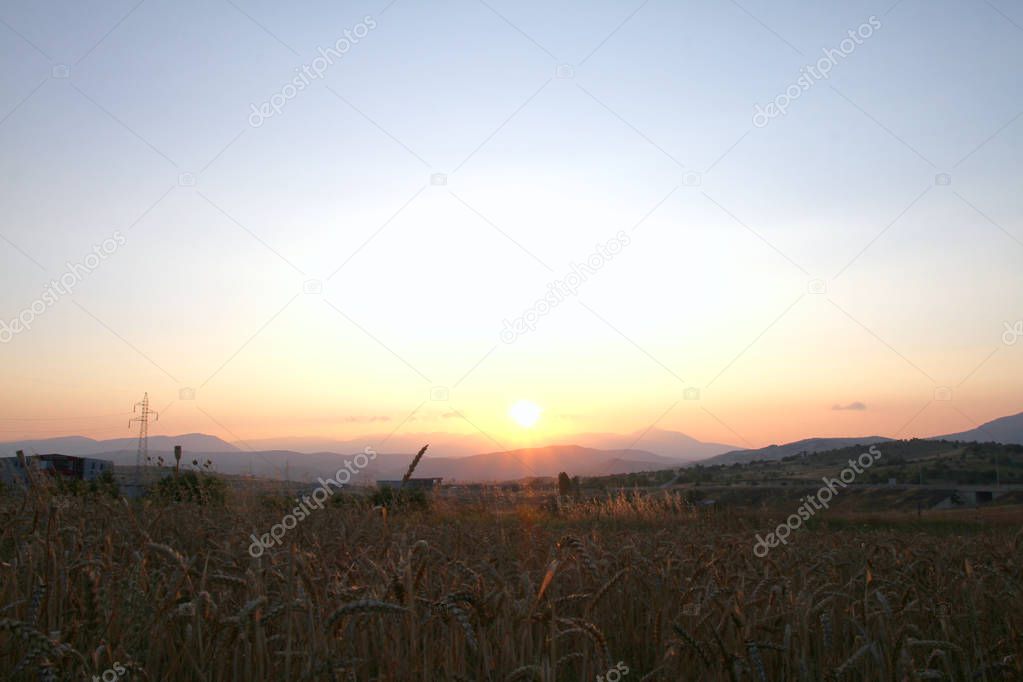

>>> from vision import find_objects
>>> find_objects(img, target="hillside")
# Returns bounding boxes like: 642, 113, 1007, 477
239, 428, 733, 461
54, 444, 676, 484
387, 445, 676, 480
702, 436, 892, 465
568, 428, 736, 461
583, 438, 1023, 490
936, 411, 1023, 445
6, 409, 1022, 484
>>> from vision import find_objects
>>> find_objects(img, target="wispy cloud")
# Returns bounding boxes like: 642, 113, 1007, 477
832, 401, 867, 411
340, 415, 392, 424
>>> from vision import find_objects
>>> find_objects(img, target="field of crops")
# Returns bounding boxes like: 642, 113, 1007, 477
1, 490, 1021, 681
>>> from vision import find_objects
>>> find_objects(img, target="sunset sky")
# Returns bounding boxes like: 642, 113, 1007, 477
1, 0, 1021, 450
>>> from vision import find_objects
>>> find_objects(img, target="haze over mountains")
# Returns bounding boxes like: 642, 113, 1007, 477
0, 431, 712, 482
237, 428, 735, 462
0, 434, 240, 457
2, 411, 1021, 483
239, 433, 491, 459
0, 439, 680, 483
397, 445, 680, 481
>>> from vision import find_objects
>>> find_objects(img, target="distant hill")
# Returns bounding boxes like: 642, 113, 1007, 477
0, 433, 239, 457
569, 428, 736, 461
240, 428, 734, 461
395, 445, 677, 481
34, 443, 677, 484
702, 436, 893, 465
698, 410, 1023, 466
936, 411, 1023, 445
238, 432, 492, 458
7, 409, 1021, 483
579, 436, 1023, 491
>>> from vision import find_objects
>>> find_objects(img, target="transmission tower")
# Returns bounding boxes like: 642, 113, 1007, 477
129, 392, 159, 484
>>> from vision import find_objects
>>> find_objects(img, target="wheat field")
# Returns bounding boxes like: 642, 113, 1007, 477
1, 489, 1021, 681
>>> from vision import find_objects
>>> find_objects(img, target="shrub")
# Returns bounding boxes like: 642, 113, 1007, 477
152, 471, 225, 505
370, 485, 429, 510
88, 470, 120, 498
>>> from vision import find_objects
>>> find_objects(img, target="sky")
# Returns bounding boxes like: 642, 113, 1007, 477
0, 0, 1021, 450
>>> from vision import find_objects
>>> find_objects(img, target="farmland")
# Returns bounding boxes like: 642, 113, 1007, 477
1, 484, 1021, 681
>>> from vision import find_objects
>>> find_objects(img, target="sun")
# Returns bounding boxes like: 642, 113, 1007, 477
508, 400, 543, 428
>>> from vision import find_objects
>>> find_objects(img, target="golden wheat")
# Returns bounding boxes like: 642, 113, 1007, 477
0, 486, 1020, 680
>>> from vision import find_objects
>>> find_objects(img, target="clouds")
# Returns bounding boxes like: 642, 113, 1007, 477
832, 401, 867, 411
339, 416, 391, 424
407, 412, 459, 422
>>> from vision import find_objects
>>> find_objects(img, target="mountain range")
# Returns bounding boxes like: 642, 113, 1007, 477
0, 443, 680, 483
236, 428, 735, 462
935, 411, 1023, 445
392, 445, 680, 481
703, 436, 894, 465
1, 411, 1020, 483
0, 433, 240, 457
700, 411, 1023, 465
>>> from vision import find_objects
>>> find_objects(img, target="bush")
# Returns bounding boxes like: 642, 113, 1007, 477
89, 470, 120, 498
255, 492, 294, 511
153, 472, 226, 505
329, 492, 367, 508
54, 471, 119, 499
370, 485, 429, 510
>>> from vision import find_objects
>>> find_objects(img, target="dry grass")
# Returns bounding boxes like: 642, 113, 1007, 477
1, 487, 1021, 680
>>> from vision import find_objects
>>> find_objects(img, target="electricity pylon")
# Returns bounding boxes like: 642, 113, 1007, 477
129, 392, 159, 485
